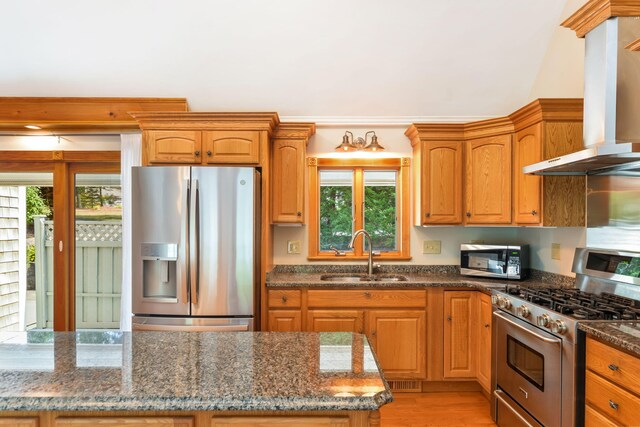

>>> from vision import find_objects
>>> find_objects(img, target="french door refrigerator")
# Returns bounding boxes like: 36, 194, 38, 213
131, 166, 259, 331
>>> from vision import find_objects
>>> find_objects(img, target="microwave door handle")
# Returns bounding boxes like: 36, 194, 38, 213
502, 250, 508, 274
180, 179, 190, 304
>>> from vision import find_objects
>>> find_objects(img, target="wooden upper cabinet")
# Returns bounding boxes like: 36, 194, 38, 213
203, 130, 260, 164
443, 291, 476, 379
514, 123, 543, 224
465, 134, 512, 224
146, 130, 202, 164
510, 99, 585, 226
129, 112, 280, 166
406, 124, 464, 225
271, 123, 315, 224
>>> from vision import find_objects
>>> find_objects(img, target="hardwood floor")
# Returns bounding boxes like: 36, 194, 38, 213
380, 392, 497, 427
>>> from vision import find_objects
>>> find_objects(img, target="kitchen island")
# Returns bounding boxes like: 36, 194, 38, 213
0, 331, 391, 427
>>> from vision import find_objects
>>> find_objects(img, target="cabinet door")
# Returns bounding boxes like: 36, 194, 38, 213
465, 135, 512, 224
477, 293, 492, 392
307, 310, 364, 333
268, 310, 302, 332
55, 417, 193, 427
514, 123, 542, 224
443, 291, 476, 378
146, 130, 202, 164
272, 139, 305, 223
203, 130, 260, 164
422, 141, 463, 224
367, 310, 426, 379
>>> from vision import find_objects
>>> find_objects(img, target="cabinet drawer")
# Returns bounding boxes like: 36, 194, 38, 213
0, 418, 38, 427
585, 370, 640, 427
587, 337, 640, 396
268, 290, 301, 308
307, 290, 426, 308
55, 417, 193, 427
585, 404, 618, 427
211, 416, 349, 427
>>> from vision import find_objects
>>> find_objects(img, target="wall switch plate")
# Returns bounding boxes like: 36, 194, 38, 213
287, 240, 301, 254
551, 243, 561, 260
423, 240, 441, 254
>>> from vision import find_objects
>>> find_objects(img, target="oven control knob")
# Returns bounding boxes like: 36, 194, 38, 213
498, 297, 512, 309
536, 314, 550, 328
517, 305, 530, 318
550, 320, 567, 334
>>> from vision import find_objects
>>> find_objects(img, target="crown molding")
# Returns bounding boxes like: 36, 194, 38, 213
562, 0, 640, 38
129, 111, 280, 132
273, 122, 316, 141
509, 98, 583, 131
279, 115, 495, 127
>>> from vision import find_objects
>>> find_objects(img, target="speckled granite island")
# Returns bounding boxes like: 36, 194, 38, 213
0, 331, 391, 427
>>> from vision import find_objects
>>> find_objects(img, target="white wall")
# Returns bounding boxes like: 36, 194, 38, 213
272, 126, 586, 274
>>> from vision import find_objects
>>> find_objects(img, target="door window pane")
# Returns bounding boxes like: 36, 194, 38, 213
319, 171, 354, 252
0, 173, 54, 331
364, 171, 397, 252
74, 174, 122, 330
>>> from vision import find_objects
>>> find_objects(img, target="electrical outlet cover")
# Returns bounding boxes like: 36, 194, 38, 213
551, 243, 561, 260
287, 240, 301, 254
423, 240, 441, 254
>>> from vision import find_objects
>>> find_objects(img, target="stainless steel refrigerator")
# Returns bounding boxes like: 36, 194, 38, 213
131, 166, 259, 331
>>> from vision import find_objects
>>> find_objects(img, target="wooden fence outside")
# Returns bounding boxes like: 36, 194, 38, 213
35, 216, 122, 329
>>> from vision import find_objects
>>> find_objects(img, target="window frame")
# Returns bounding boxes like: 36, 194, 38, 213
308, 157, 411, 261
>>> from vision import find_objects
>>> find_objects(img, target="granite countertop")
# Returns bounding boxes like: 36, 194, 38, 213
0, 331, 392, 412
579, 322, 640, 357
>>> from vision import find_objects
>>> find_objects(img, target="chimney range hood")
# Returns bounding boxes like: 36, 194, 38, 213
525, 13, 640, 176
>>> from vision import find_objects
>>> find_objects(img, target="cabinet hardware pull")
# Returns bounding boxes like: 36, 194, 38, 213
608, 364, 619, 371
609, 400, 619, 410
466, 212, 471, 218
425, 213, 431, 218
364, 292, 371, 298
281, 296, 288, 303
207, 150, 212, 156
371, 331, 376, 337
195, 150, 200, 156
531, 210, 537, 215
297, 211, 302, 217
447, 316, 452, 321
484, 323, 490, 328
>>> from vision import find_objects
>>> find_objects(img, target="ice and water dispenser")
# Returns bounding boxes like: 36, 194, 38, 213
141, 243, 178, 299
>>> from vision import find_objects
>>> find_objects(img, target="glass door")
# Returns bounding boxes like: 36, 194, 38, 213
73, 171, 122, 330
0, 171, 54, 331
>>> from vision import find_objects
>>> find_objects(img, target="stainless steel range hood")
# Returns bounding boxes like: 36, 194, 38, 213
525, 17, 640, 176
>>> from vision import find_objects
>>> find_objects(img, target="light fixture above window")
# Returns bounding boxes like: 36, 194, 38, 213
335, 131, 385, 152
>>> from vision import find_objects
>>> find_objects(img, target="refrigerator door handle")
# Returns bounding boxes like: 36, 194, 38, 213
190, 178, 200, 306
180, 178, 190, 304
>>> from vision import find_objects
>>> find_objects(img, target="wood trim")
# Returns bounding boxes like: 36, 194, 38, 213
0, 97, 188, 132
273, 122, 316, 141
53, 162, 71, 331
129, 112, 280, 133
307, 157, 411, 261
0, 151, 120, 163
561, 0, 640, 38
625, 37, 640, 51
404, 123, 465, 143
509, 99, 583, 131
463, 117, 514, 139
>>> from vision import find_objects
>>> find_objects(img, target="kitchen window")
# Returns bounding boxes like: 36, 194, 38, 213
307, 157, 410, 260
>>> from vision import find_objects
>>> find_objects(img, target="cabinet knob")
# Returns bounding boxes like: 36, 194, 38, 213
609, 400, 619, 410
608, 364, 619, 371
207, 150, 212, 157
297, 211, 302, 217
281, 296, 288, 303
195, 150, 200, 157
371, 331, 376, 337
447, 316, 452, 321
364, 291, 371, 298
466, 212, 471, 218
531, 210, 538, 216
425, 213, 431, 218
484, 323, 490, 328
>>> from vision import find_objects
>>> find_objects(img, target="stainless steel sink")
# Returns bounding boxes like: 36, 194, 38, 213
319, 274, 408, 282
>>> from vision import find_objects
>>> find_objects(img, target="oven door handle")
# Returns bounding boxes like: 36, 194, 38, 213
494, 311, 562, 345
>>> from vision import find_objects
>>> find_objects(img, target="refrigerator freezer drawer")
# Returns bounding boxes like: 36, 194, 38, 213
132, 316, 254, 331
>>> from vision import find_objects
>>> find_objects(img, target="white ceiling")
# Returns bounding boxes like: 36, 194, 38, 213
1, 0, 580, 120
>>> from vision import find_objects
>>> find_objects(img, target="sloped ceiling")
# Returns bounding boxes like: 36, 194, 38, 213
1, 0, 579, 120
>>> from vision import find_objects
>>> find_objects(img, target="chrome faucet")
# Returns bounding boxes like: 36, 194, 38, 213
348, 229, 378, 275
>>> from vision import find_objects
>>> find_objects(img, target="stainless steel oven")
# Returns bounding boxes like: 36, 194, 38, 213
494, 311, 562, 427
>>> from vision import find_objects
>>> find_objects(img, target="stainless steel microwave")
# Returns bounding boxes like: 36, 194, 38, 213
460, 244, 529, 280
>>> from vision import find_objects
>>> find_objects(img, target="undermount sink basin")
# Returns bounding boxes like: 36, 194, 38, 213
319, 274, 408, 282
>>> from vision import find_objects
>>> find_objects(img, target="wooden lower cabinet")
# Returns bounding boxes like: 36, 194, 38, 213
307, 310, 364, 333
210, 416, 349, 426
443, 291, 477, 378
54, 417, 193, 427
367, 310, 427, 379
0, 419, 38, 427
267, 310, 301, 332
476, 293, 492, 392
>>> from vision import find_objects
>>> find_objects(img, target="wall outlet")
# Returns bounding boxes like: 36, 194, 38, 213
423, 240, 441, 254
287, 240, 301, 254
551, 243, 561, 260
